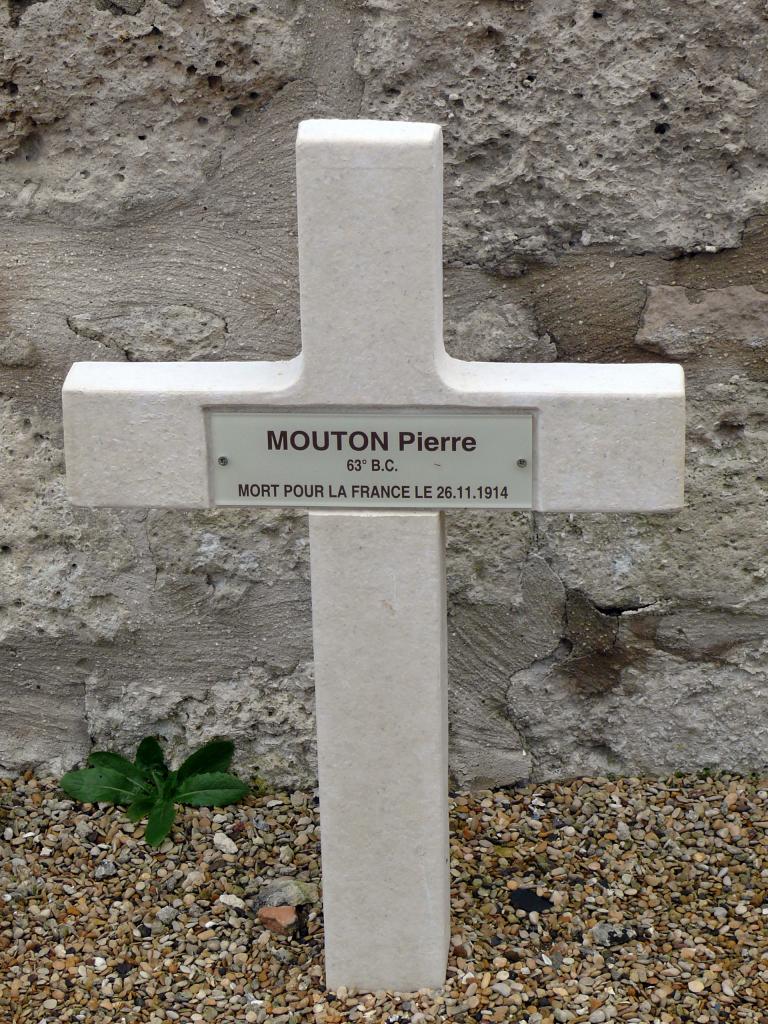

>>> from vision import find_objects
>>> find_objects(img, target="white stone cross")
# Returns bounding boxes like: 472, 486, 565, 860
62, 120, 685, 992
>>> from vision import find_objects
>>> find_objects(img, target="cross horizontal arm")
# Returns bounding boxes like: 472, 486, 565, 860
443, 359, 685, 512
62, 359, 684, 512
62, 359, 301, 509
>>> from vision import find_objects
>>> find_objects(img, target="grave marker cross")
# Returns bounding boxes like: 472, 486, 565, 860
63, 120, 685, 992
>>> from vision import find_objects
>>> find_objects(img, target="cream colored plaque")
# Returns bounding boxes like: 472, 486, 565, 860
208, 410, 533, 510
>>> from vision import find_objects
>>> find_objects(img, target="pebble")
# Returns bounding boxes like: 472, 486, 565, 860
588, 922, 639, 947
94, 859, 117, 880
250, 877, 319, 909
217, 893, 245, 910
213, 831, 237, 854
2, 771, 766, 1023
257, 905, 298, 935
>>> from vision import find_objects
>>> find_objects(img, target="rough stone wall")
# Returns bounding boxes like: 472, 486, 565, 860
2, 0, 767, 786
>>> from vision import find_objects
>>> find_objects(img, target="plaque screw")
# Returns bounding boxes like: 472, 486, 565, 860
217, 456, 229, 466
517, 458, 528, 468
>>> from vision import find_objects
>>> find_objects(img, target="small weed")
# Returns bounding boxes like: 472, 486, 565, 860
60, 737, 249, 847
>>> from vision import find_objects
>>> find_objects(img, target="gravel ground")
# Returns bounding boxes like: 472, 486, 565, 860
2, 772, 767, 1023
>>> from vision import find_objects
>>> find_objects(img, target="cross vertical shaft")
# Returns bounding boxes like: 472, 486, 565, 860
297, 121, 452, 989
296, 120, 446, 403
310, 512, 449, 991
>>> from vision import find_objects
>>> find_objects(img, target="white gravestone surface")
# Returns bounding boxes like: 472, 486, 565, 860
62, 119, 685, 992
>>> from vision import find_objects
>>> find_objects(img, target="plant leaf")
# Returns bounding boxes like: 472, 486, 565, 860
162, 770, 179, 801
175, 772, 249, 807
126, 794, 156, 822
176, 740, 234, 782
87, 752, 152, 790
135, 737, 167, 774
60, 767, 144, 806
144, 799, 176, 848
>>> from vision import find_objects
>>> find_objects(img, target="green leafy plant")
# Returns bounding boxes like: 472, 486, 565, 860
60, 737, 249, 847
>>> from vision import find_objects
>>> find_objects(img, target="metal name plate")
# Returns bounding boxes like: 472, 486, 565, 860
208, 411, 533, 510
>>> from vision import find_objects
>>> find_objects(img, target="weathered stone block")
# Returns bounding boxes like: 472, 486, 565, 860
1, 0, 767, 786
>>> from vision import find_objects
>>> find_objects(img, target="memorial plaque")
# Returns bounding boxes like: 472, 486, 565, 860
208, 410, 534, 509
